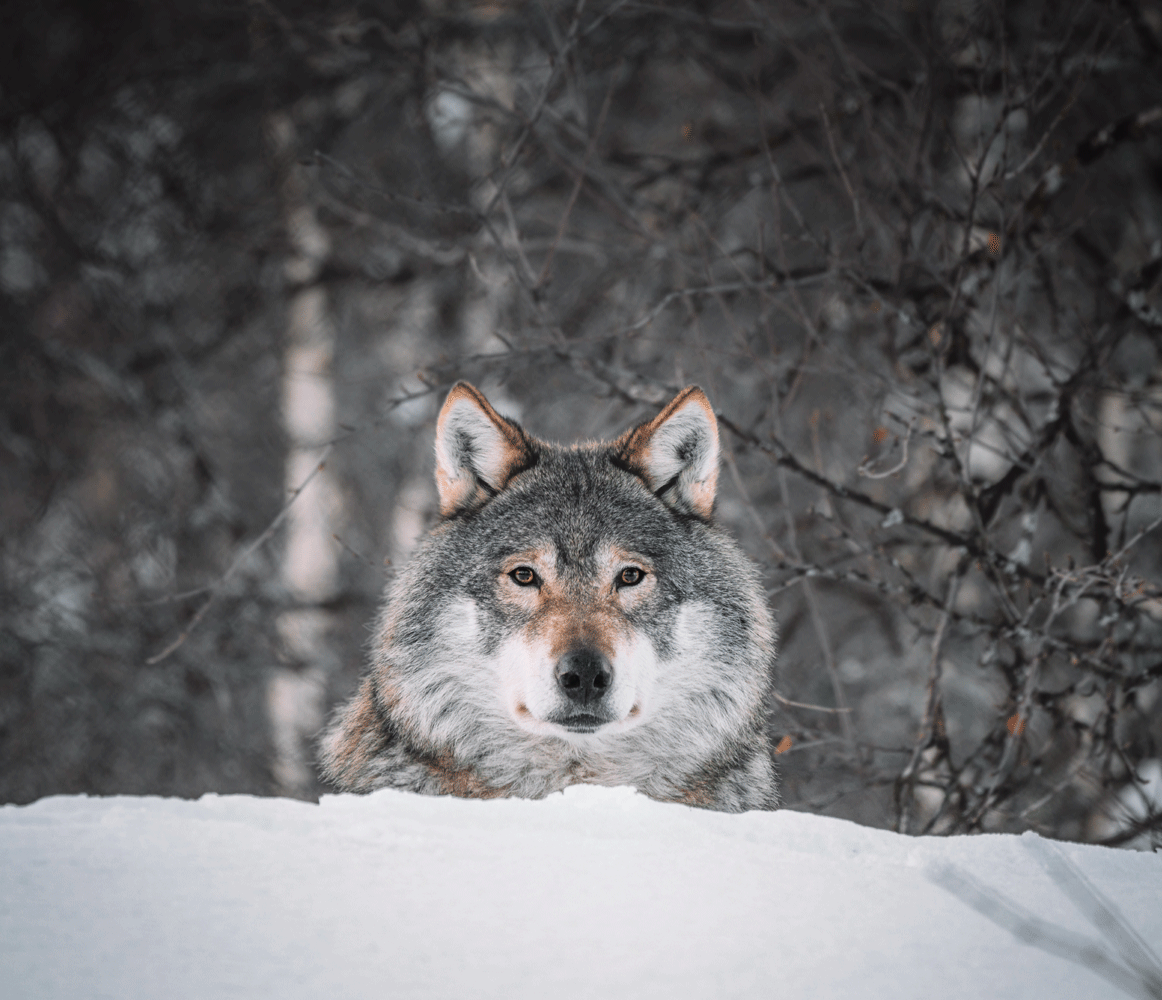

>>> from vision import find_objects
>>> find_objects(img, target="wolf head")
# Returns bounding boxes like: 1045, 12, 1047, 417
321, 383, 778, 811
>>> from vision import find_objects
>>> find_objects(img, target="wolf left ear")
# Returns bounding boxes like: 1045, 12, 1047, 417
616, 386, 720, 518
434, 382, 534, 516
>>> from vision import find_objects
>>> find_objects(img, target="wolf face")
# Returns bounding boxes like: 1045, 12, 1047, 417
319, 383, 779, 811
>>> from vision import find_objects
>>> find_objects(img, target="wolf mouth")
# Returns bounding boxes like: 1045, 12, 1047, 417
553, 713, 610, 732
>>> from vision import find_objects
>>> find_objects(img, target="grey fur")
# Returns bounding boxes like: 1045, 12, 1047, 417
318, 384, 779, 812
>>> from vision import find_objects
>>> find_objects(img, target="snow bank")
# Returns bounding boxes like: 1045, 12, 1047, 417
2, 786, 1159, 999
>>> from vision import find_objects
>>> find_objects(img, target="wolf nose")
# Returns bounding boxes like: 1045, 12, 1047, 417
554, 648, 613, 705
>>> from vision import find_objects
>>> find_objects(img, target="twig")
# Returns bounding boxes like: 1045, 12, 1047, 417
145, 445, 335, 663
770, 687, 854, 714
819, 102, 862, 239
534, 61, 619, 289
896, 561, 965, 834
857, 418, 916, 479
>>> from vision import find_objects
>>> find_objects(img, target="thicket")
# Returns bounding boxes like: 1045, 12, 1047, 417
3, 0, 1161, 846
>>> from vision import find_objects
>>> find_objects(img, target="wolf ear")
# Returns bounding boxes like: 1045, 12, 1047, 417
616, 386, 720, 518
434, 382, 534, 516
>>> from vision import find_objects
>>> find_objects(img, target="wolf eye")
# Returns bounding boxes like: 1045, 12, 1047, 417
618, 567, 644, 587
510, 566, 538, 587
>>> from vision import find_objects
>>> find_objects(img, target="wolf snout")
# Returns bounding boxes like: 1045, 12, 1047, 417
554, 648, 612, 705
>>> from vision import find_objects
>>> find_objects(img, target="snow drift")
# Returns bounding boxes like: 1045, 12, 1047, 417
2, 786, 1160, 999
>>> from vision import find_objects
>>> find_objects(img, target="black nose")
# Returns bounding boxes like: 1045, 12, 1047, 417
554, 648, 613, 705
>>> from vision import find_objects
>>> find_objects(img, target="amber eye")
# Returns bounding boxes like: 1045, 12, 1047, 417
510, 566, 538, 587
618, 567, 644, 587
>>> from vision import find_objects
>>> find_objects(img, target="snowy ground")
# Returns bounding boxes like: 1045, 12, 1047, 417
2, 786, 1160, 1000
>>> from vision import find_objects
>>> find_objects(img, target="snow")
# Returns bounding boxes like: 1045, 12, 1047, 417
2, 786, 1160, 1000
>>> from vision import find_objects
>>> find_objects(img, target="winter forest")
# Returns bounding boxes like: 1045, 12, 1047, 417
3, 0, 1162, 849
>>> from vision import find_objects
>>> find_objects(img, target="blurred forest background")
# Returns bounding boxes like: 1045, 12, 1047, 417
3, 0, 1162, 848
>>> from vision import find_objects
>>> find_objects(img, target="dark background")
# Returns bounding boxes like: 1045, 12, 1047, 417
2, 0, 1161, 846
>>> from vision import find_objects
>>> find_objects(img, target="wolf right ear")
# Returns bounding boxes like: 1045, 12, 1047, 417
434, 382, 534, 516
615, 386, 720, 518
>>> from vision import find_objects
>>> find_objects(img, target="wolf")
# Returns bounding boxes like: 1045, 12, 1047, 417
318, 382, 779, 811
